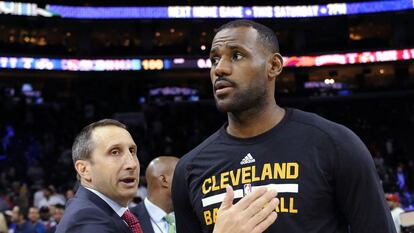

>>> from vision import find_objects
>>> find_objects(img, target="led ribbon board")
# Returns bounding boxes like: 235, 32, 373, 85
1, 0, 413, 18
1, 48, 413, 71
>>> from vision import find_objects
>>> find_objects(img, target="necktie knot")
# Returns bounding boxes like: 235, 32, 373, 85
122, 210, 143, 233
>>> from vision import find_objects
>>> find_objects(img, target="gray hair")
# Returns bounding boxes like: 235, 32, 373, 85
72, 119, 127, 165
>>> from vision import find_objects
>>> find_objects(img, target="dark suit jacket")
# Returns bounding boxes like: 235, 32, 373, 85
55, 185, 132, 233
130, 201, 155, 233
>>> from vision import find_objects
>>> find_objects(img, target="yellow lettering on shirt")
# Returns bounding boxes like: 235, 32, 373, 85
241, 166, 251, 183
202, 178, 211, 194
261, 163, 272, 180
201, 162, 300, 195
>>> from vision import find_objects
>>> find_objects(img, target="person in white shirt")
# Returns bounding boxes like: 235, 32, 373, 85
37, 186, 65, 208
131, 156, 179, 233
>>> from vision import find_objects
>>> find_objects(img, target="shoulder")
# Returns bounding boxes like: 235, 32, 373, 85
287, 108, 372, 165
61, 190, 113, 223
289, 108, 346, 132
288, 108, 358, 143
63, 197, 109, 221
56, 200, 114, 233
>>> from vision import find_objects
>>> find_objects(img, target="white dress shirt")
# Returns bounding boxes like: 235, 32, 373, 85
144, 198, 175, 233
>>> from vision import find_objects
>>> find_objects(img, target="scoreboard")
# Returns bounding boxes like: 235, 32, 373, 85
1, 48, 414, 72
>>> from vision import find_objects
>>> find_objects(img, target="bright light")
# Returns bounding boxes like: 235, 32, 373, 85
324, 78, 335, 84
379, 68, 384, 74
201, 45, 206, 50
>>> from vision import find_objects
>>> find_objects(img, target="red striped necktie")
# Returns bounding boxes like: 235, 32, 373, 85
122, 210, 143, 233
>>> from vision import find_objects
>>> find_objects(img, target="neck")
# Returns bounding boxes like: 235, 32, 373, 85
82, 184, 129, 207
227, 102, 285, 138
148, 192, 173, 214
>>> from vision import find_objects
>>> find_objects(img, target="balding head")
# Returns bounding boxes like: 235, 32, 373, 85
145, 156, 179, 213
146, 157, 179, 182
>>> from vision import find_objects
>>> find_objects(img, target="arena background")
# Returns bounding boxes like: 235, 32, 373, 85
0, 0, 414, 231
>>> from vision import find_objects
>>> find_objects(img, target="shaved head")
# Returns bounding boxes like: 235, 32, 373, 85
145, 156, 179, 213
146, 156, 179, 186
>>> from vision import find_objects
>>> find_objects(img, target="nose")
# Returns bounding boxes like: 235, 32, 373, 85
214, 57, 232, 78
124, 151, 139, 171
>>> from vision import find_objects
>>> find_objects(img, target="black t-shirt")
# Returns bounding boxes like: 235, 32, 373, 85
172, 108, 395, 233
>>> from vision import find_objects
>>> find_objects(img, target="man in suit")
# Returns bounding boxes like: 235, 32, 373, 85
131, 156, 179, 233
56, 119, 143, 233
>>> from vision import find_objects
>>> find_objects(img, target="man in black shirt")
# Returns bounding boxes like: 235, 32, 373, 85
172, 19, 395, 233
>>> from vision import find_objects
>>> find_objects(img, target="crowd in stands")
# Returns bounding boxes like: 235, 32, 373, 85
0, 88, 414, 232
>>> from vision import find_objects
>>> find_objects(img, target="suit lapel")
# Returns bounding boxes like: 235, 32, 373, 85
76, 186, 133, 233
131, 202, 155, 233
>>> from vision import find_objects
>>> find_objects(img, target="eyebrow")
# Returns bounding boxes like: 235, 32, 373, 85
209, 47, 218, 56
210, 44, 247, 56
106, 143, 137, 151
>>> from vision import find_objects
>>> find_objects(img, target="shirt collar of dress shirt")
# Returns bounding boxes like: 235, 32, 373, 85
144, 197, 170, 222
84, 186, 128, 217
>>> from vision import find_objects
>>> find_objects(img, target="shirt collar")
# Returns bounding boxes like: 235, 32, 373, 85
84, 186, 128, 217
144, 198, 168, 222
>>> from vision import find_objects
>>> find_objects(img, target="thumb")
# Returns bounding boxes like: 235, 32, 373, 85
219, 185, 234, 210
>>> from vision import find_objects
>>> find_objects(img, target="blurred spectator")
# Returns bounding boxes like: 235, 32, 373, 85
10, 206, 34, 233
37, 186, 64, 209
386, 193, 405, 233
33, 187, 44, 210
9, 182, 29, 214
46, 204, 64, 233
38, 207, 52, 230
64, 189, 74, 201
28, 207, 46, 233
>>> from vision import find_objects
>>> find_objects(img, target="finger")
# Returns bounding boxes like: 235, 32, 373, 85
234, 187, 267, 210
251, 211, 278, 233
242, 188, 277, 217
247, 197, 279, 227
219, 185, 234, 210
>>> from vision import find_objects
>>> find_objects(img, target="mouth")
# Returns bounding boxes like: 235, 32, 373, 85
119, 177, 137, 187
214, 81, 234, 96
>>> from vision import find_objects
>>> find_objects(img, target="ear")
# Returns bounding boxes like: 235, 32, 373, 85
75, 160, 92, 183
160, 175, 169, 188
267, 53, 283, 80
